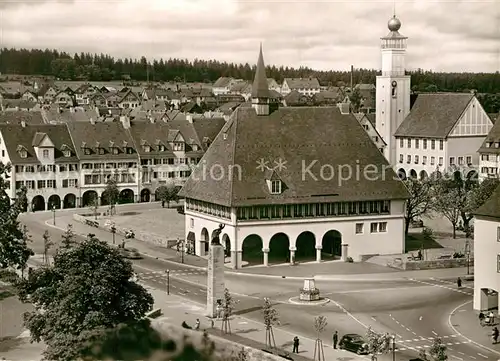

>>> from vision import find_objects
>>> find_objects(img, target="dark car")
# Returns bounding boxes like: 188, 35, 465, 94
177, 206, 185, 215
338, 333, 369, 355
118, 247, 142, 259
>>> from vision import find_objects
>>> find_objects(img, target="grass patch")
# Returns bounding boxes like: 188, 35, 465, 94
405, 232, 444, 252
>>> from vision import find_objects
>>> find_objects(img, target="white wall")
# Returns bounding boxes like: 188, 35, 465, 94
479, 153, 500, 180
447, 136, 487, 169
473, 217, 500, 310
397, 138, 446, 177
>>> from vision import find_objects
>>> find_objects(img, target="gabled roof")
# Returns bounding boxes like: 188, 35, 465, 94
213, 77, 234, 88
3, 99, 38, 109
180, 106, 409, 207
0, 123, 78, 164
66, 122, 136, 160
284, 77, 320, 89
32, 132, 49, 147
0, 111, 45, 125
394, 93, 474, 138
478, 118, 500, 154
474, 184, 500, 219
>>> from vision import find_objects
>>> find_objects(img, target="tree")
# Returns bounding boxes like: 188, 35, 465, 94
88, 196, 99, 220
42, 230, 54, 265
313, 316, 327, 361
262, 297, 279, 348
156, 183, 180, 208
349, 87, 362, 112
419, 337, 448, 361
103, 179, 120, 215
221, 288, 237, 334
433, 185, 462, 238
403, 177, 434, 235
16, 235, 154, 361
0, 162, 34, 271
365, 327, 391, 361
60, 224, 77, 250
465, 178, 500, 223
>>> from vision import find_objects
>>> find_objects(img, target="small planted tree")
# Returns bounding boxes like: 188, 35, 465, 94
156, 183, 179, 208
263, 297, 279, 348
313, 315, 327, 361
103, 178, 120, 215
221, 288, 237, 334
365, 327, 392, 361
88, 196, 99, 220
42, 230, 54, 265
60, 224, 76, 250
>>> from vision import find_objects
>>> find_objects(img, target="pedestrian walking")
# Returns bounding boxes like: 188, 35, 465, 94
292, 336, 299, 353
489, 311, 495, 325
333, 331, 338, 349
492, 326, 499, 344
457, 277, 462, 288
195, 318, 200, 330
479, 312, 485, 326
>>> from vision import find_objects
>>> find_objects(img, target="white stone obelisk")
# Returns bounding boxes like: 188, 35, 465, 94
206, 226, 225, 318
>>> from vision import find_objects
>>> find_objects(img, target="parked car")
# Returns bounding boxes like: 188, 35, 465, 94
338, 333, 369, 355
177, 206, 185, 215
118, 247, 142, 259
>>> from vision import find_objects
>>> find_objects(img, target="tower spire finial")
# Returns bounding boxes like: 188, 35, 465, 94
252, 43, 270, 99
393, 0, 396, 16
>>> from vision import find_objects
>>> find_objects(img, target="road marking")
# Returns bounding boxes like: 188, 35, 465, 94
448, 300, 500, 357
371, 317, 377, 321
335, 286, 433, 294
477, 353, 488, 358
451, 356, 463, 360
431, 277, 474, 290
408, 278, 472, 296
432, 331, 438, 336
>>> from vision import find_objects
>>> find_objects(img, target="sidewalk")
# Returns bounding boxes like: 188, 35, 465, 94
145, 286, 369, 361
49, 214, 473, 282
449, 300, 500, 357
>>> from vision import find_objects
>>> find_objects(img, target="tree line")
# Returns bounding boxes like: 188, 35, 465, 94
0, 47, 499, 97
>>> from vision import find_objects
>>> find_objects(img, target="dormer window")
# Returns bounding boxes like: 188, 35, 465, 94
487, 142, 492, 148
42, 149, 49, 158
173, 142, 184, 151
125, 147, 133, 154
63, 150, 71, 157
19, 150, 27, 158
98, 147, 105, 155
192, 144, 198, 151
270, 180, 282, 194
83, 148, 91, 155
159, 145, 166, 152
144, 145, 151, 153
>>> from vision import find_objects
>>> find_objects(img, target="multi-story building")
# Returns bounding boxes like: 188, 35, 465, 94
473, 184, 500, 311
478, 119, 500, 180
212, 77, 238, 96
281, 78, 321, 96
374, 15, 493, 177
180, 46, 409, 269
0, 114, 225, 210
394, 93, 493, 179
0, 123, 81, 211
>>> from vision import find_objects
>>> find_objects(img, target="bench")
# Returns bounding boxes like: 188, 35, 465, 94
437, 254, 453, 260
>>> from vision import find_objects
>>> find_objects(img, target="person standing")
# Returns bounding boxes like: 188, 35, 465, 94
457, 277, 462, 288
333, 331, 338, 349
195, 319, 200, 330
493, 326, 499, 344
293, 336, 299, 353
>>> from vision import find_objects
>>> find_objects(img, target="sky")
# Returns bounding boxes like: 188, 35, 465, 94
0, 0, 499, 73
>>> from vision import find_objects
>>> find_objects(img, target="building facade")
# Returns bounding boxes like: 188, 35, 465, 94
375, 15, 411, 166
473, 184, 500, 311
478, 119, 500, 180
180, 46, 409, 269
281, 78, 321, 96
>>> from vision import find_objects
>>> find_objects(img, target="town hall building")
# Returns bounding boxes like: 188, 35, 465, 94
180, 45, 410, 269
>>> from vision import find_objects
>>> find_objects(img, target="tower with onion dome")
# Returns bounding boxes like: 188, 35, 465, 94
375, 14, 411, 166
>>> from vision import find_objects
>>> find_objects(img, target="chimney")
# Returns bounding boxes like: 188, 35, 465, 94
120, 115, 131, 129
186, 114, 193, 123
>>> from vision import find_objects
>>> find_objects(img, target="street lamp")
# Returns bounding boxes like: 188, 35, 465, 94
465, 237, 471, 275
51, 205, 56, 225
166, 269, 170, 295
110, 224, 116, 245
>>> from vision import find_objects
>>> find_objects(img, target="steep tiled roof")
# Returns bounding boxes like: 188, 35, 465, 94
394, 93, 474, 138
230, 81, 250, 93
2, 99, 38, 109
66, 122, 136, 160
478, 118, 500, 154
191, 117, 225, 150
0, 123, 78, 164
213, 77, 233, 88
0, 111, 45, 125
284, 78, 320, 89
126, 122, 175, 158
180, 106, 409, 207
474, 184, 500, 219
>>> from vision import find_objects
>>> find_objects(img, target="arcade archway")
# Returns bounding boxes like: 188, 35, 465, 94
31, 195, 45, 212
322, 230, 342, 259
63, 193, 76, 208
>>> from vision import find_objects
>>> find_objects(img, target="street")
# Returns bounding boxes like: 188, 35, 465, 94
17, 205, 500, 360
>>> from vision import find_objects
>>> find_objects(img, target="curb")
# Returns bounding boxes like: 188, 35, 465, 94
448, 300, 500, 357
44, 220, 207, 271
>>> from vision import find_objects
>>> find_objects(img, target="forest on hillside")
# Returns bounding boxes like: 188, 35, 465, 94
0, 48, 499, 111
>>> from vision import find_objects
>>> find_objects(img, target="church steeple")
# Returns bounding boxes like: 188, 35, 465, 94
252, 43, 272, 116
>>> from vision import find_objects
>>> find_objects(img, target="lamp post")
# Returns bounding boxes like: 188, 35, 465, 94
111, 224, 116, 245
391, 334, 396, 361
465, 237, 471, 275
181, 239, 185, 264
51, 205, 56, 225
166, 269, 170, 295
